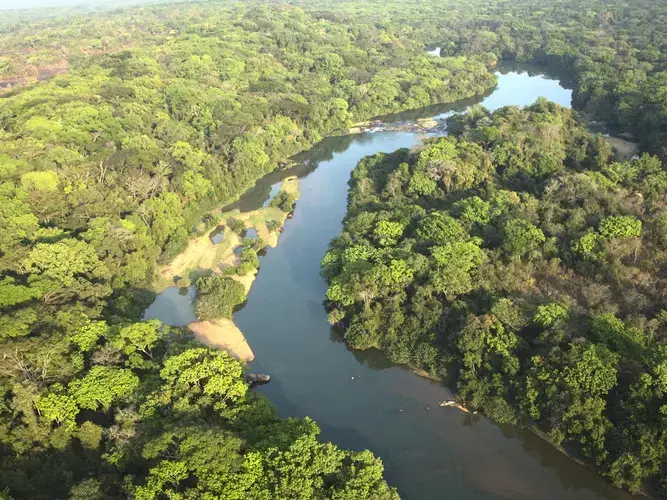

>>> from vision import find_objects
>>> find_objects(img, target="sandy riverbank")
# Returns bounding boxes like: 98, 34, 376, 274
188, 319, 255, 362
156, 176, 300, 361
156, 176, 300, 292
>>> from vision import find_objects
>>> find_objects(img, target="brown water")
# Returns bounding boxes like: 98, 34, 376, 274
146, 65, 638, 500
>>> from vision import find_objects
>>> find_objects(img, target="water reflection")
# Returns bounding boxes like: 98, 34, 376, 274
329, 326, 396, 371
143, 285, 196, 327
261, 183, 282, 208
209, 225, 224, 244
222, 133, 360, 213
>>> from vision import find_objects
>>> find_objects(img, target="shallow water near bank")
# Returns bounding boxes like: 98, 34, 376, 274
144, 285, 196, 327
209, 226, 225, 244
146, 66, 638, 500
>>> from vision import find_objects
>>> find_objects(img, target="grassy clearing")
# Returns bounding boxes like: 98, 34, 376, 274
155, 230, 242, 291
281, 175, 299, 196
219, 206, 285, 248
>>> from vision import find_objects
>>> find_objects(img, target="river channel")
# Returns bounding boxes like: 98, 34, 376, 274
145, 63, 638, 500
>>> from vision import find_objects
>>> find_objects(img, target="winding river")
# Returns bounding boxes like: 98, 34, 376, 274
146, 63, 639, 500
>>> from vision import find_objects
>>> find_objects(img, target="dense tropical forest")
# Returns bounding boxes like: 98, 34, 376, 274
0, 2, 494, 498
323, 102, 667, 495
1, 0, 667, 498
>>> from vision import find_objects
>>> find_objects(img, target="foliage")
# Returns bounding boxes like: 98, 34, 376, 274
194, 275, 246, 320
324, 103, 667, 495
502, 219, 545, 258
226, 218, 246, 234
266, 220, 281, 233
599, 216, 642, 239
68, 365, 139, 411
4, 0, 667, 496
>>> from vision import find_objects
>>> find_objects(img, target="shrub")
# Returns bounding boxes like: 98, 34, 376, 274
227, 218, 245, 234
599, 216, 642, 238
194, 275, 246, 319
270, 191, 297, 212
243, 237, 266, 252
266, 220, 281, 232
502, 219, 545, 257
240, 247, 259, 268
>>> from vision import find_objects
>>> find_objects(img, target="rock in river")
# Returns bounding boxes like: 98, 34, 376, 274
247, 373, 271, 385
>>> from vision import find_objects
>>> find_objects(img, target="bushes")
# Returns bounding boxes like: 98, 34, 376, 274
270, 191, 297, 212
243, 237, 266, 252
194, 275, 246, 320
266, 220, 281, 232
598, 216, 642, 239
227, 218, 246, 234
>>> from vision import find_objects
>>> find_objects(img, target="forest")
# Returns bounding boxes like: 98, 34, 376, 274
1, 0, 667, 497
0, 2, 490, 497
323, 102, 667, 495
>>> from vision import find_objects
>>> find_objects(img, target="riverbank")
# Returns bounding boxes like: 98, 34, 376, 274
144, 66, 642, 499
418, 364, 652, 497
325, 101, 648, 498
528, 427, 654, 499
416, 361, 648, 495
188, 319, 255, 362
153, 176, 300, 361
228, 122, 638, 500
155, 176, 300, 292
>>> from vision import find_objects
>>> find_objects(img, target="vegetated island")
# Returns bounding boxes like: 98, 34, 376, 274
157, 176, 300, 361
323, 100, 667, 497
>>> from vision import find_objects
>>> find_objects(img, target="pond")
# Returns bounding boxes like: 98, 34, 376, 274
143, 285, 196, 327
146, 64, 638, 500
209, 225, 225, 244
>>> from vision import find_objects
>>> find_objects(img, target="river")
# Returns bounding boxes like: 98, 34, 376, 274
145, 63, 638, 500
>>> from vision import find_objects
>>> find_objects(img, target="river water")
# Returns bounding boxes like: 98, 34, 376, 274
146, 64, 637, 500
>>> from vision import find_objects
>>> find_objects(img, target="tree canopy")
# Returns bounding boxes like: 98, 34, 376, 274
324, 102, 667, 495
3, 0, 667, 497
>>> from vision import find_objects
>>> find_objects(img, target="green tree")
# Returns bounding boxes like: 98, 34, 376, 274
407, 172, 437, 196
598, 216, 642, 239
373, 220, 405, 246
533, 303, 569, 328
502, 219, 545, 258
22, 239, 111, 303
416, 212, 465, 244
194, 275, 246, 320
68, 366, 139, 411
143, 348, 247, 416
67, 320, 108, 352
112, 319, 163, 368
36, 392, 79, 431
20, 171, 59, 192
